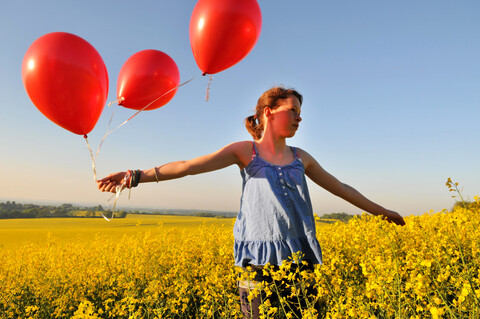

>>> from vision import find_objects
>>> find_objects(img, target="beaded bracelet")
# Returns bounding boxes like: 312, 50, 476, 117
136, 170, 141, 186
130, 171, 136, 188
124, 170, 140, 188
130, 170, 141, 188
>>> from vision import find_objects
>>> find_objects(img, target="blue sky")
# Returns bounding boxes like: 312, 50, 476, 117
1, 1, 478, 216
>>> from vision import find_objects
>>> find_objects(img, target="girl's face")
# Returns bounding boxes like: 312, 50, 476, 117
268, 95, 302, 138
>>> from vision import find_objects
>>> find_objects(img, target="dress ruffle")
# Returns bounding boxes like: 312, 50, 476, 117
234, 236, 323, 267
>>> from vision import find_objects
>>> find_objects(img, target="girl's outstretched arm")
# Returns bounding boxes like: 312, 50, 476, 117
299, 149, 405, 226
97, 141, 251, 193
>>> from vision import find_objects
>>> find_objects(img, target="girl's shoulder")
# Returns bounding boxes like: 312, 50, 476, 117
226, 141, 256, 169
232, 140, 254, 147
292, 147, 316, 167
228, 140, 254, 153
290, 146, 307, 156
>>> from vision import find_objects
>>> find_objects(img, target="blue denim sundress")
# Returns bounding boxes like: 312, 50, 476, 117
233, 142, 323, 267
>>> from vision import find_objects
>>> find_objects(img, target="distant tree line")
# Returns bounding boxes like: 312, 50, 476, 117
0, 201, 126, 219
0, 200, 364, 221
129, 209, 237, 218
318, 212, 358, 223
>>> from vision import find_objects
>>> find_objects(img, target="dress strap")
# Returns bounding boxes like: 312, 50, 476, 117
290, 146, 301, 160
251, 141, 258, 159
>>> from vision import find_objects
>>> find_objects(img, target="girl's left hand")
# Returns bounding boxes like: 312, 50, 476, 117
384, 210, 406, 226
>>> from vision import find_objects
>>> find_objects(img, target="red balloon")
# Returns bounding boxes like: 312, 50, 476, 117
117, 50, 180, 111
22, 32, 109, 136
189, 0, 262, 75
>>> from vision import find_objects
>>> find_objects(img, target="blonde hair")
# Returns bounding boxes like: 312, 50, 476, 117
245, 86, 303, 140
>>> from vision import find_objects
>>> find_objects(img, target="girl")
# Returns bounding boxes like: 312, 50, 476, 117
97, 86, 405, 317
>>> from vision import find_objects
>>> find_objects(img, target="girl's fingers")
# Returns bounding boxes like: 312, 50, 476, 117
97, 172, 127, 193
388, 212, 405, 226
107, 182, 123, 193
98, 172, 125, 183
98, 181, 117, 193
98, 176, 113, 183
99, 183, 109, 192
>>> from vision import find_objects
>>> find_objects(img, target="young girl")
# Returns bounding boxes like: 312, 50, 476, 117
97, 86, 405, 317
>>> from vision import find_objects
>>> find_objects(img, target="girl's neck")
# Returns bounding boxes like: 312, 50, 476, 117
257, 128, 287, 152
257, 137, 286, 154
255, 130, 292, 165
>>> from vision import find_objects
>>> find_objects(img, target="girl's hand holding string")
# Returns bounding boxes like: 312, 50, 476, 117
97, 172, 128, 193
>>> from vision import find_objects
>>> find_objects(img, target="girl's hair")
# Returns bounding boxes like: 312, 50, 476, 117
245, 86, 303, 140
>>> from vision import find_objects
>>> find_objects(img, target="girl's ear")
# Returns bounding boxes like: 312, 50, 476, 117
264, 107, 273, 119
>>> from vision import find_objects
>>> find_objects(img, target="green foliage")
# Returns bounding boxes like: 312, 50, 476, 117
0, 201, 126, 219
193, 212, 220, 218
319, 212, 357, 223
129, 209, 237, 218
453, 200, 472, 210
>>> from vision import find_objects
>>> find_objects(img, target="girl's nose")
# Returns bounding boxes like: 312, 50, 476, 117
296, 115, 302, 122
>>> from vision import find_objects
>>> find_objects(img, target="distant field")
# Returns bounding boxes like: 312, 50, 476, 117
0, 214, 336, 250
0, 214, 236, 249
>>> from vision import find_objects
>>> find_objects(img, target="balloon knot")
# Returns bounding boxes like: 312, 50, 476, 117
202, 72, 207, 76
84, 134, 88, 139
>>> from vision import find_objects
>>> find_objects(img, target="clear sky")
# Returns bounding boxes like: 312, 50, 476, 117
1, 1, 478, 216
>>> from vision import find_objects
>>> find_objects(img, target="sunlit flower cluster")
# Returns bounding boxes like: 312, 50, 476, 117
1, 197, 479, 318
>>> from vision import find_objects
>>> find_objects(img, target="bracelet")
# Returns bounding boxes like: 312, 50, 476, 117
125, 170, 132, 188
130, 170, 141, 188
153, 167, 159, 183
136, 170, 141, 186
124, 169, 141, 189
130, 170, 135, 188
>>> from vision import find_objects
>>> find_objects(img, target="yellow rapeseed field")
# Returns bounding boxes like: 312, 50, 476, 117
1, 196, 479, 318
0, 214, 233, 249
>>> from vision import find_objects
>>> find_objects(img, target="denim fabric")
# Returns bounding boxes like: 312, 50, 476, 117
233, 144, 323, 267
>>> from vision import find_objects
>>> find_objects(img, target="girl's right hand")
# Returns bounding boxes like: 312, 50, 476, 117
384, 210, 406, 226
97, 172, 127, 193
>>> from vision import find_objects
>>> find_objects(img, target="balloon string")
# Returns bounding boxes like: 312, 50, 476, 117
103, 76, 196, 140
108, 97, 124, 107
83, 102, 119, 186
205, 75, 213, 102
92, 76, 196, 183
102, 180, 130, 222
92, 76, 196, 220
84, 135, 97, 182
92, 102, 119, 169
84, 133, 116, 221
